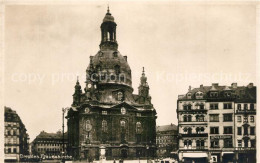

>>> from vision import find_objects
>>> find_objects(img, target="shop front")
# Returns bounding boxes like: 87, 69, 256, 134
182, 152, 208, 163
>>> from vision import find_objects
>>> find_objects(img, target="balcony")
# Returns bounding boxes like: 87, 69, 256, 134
180, 133, 208, 137
179, 146, 208, 151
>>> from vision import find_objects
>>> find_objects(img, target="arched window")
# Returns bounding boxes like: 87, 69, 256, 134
183, 128, 188, 134
102, 120, 108, 133
200, 104, 204, 110
188, 128, 192, 134
107, 32, 110, 41
183, 115, 187, 122
187, 104, 192, 110
121, 120, 126, 128
188, 140, 192, 146
183, 104, 187, 110
188, 115, 192, 122
184, 140, 188, 146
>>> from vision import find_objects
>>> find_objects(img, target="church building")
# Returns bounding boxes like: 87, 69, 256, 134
66, 7, 157, 161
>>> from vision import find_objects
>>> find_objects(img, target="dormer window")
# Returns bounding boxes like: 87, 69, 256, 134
187, 93, 192, 99
224, 92, 231, 97
196, 92, 203, 99
210, 92, 218, 97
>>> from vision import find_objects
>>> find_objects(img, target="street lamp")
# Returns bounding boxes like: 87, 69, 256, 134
62, 107, 70, 162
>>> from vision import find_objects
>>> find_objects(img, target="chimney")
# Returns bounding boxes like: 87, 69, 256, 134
247, 83, 253, 88
124, 56, 127, 61
212, 83, 219, 87
188, 86, 191, 91
200, 84, 203, 89
231, 83, 237, 89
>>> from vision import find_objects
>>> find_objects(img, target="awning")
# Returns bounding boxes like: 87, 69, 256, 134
5, 156, 17, 160
222, 152, 234, 154
183, 152, 207, 158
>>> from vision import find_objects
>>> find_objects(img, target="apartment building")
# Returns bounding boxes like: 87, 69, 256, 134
177, 83, 256, 163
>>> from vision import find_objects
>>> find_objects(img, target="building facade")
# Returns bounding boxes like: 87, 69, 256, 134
156, 124, 178, 158
66, 8, 157, 161
31, 131, 68, 156
177, 83, 256, 163
4, 106, 30, 162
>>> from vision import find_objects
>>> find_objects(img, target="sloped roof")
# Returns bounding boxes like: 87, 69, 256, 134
156, 124, 177, 132
35, 131, 68, 140
178, 83, 256, 102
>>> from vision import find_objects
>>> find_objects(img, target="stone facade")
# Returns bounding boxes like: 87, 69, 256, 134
177, 83, 256, 163
156, 124, 178, 158
66, 8, 157, 161
4, 106, 29, 162
31, 131, 68, 156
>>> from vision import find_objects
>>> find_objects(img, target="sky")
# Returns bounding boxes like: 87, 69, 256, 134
4, 1, 257, 141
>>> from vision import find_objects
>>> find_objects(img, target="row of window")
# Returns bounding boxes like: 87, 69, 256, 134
238, 139, 255, 148
182, 139, 256, 149
186, 91, 235, 99
100, 110, 142, 117
237, 115, 254, 123
183, 115, 205, 122
183, 104, 204, 110
210, 127, 233, 134
237, 104, 255, 110
183, 127, 205, 134
37, 148, 63, 152
5, 129, 19, 136
182, 103, 255, 110
5, 138, 19, 144
37, 143, 64, 147
209, 114, 233, 122
210, 139, 233, 148
5, 148, 17, 154
237, 126, 255, 135
99, 120, 142, 133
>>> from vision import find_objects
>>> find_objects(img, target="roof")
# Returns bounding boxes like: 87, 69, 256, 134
156, 124, 177, 132
35, 131, 68, 140
178, 83, 256, 102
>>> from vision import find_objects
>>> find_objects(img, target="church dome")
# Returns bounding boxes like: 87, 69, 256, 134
103, 12, 114, 22
86, 49, 132, 87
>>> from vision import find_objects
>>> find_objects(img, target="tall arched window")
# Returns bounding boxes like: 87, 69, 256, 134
136, 122, 142, 134
102, 120, 108, 133
183, 115, 187, 122
120, 120, 126, 143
